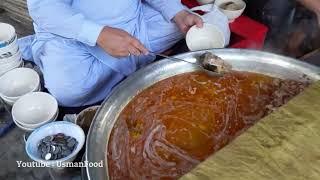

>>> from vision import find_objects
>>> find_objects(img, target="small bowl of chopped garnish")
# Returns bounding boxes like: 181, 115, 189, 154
215, 0, 246, 22
25, 121, 85, 168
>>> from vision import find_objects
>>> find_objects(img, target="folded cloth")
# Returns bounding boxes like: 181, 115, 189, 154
182, 0, 200, 8
229, 16, 268, 49
18, 35, 35, 61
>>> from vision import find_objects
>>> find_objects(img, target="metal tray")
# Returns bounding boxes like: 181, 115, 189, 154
86, 49, 320, 180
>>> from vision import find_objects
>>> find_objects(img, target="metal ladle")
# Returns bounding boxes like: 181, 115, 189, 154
150, 52, 230, 76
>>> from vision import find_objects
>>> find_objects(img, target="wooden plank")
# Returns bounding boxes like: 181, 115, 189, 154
2, 0, 32, 26
182, 81, 320, 180
300, 48, 320, 60
0, 11, 33, 37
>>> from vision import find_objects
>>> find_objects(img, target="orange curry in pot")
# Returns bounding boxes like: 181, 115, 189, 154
107, 71, 309, 179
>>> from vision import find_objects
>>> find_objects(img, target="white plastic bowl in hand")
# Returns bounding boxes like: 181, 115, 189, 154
12, 92, 58, 128
26, 121, 85, 168
0, 68, 40, 102
215, 0, 246, 22
186, 23, 225, 51
197, 0, 215, 5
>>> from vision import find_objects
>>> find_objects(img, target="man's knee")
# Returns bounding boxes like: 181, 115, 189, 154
46, 83, 92, 107
43, 61, 106, 107
38, 38, 100, 106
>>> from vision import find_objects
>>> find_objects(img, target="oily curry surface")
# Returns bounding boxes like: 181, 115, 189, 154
107, 71, 309, 179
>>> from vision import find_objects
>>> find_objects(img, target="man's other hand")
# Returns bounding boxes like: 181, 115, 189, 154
173, 10, 203, 34
97, 27, 148, 58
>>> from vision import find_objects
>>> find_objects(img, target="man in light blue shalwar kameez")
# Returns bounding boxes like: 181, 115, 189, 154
20, 0, 205, 107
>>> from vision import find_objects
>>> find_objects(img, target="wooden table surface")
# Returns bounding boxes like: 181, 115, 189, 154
182, 81, 320, 180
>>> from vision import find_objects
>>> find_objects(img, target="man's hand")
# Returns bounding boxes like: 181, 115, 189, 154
97, 27, 148, 57
173, 10, 203, 34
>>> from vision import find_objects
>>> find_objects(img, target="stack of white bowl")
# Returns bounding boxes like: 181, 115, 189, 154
0, 68, 41, 105
0, 23, 23, 76
12, 92, 59, 131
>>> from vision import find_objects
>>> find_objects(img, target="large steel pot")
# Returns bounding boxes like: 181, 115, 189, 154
86, 49, 320, 180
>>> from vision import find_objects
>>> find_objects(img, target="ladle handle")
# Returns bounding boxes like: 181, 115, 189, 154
150, 52, 222, 77
151, 52, 194, 64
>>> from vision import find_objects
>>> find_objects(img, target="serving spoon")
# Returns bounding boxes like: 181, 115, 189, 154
150, 52, 231, 76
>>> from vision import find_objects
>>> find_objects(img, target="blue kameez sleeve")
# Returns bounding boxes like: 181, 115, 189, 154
27, 0, 104, 46
144, 0, 186, 22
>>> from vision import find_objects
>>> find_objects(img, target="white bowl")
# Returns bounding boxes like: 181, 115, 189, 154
12, 92, 58, 126
197, 0, 215, 5
0, 50, 21, 65
13, 119, 34, 132
1, 96, 15, 106
13, 109, 58, 131
17, 109, 59, 129
0, 57, 23, 76
186, 23, 225, 51
25, 121, 85, 168
0, 58, 22, 73
1, 69, 40, 106
0, 36, 19, 59
0, 23, 16, 48
0, 68, 40, 100
215, 0, 246, 22
12, 115, 35, 132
